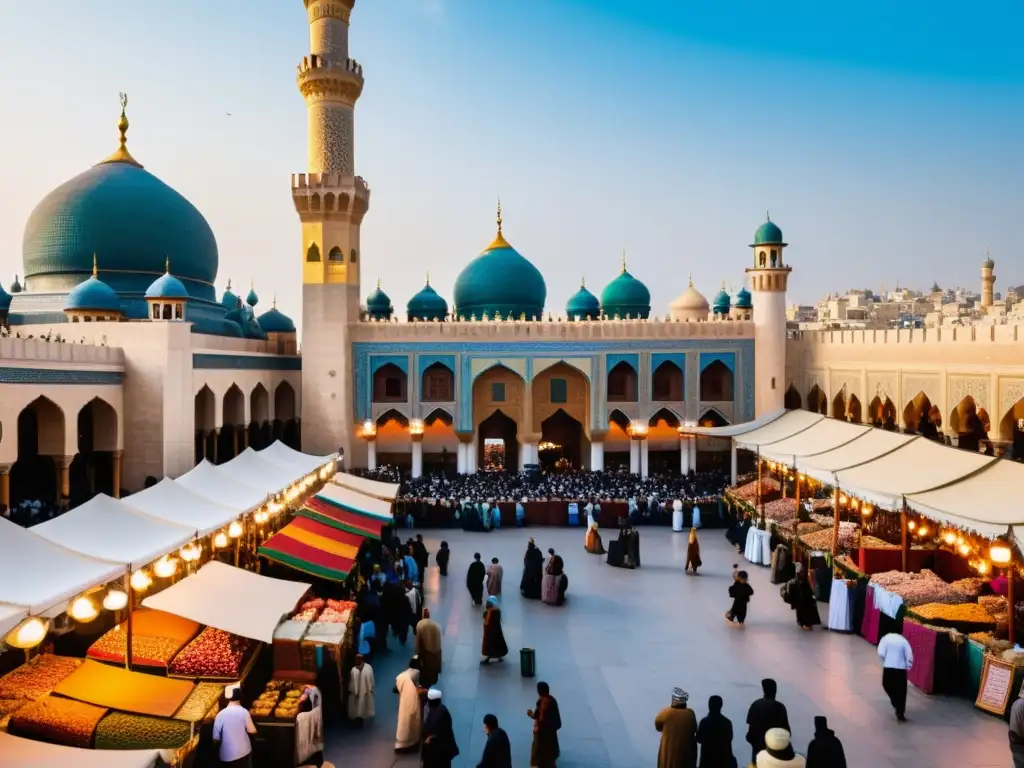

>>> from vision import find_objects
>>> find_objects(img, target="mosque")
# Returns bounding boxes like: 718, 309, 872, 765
0, 0, 800, 514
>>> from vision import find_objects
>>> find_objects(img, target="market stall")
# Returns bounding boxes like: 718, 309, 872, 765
0, 731, 164, 768
259, 516, 364, 581
175, 460, 269, 515
218, 448, 306, 497
122, 479, 239, 536
87, 608, 200, 670
259, 442, 336, 477
331, 471, 399, 502
303, 482, 392, 536
757, 416, 869, 464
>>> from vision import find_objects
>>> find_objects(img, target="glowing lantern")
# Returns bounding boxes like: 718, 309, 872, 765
977, 561, 990, 575
130, 569, 152, 592
917, 526, 929, 538
68, 596, 99, 622
228, 521, 243, 539
180, 544, 199, 562
908, 521, 916, 531
154, 557, 177, 579
943, 532, 956, 546
6, 617, 48, 649
958, 543, 970, 556
213, 531, 228, 549
861, 504, 873, 517
991, 543, 1013, 565
839, 495, 847, 505
103, 589, 129, 611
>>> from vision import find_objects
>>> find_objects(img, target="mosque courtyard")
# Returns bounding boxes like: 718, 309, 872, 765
328, 527, 1006, 768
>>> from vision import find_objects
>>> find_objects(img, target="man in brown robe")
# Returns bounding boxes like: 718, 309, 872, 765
654, 687, 697, 768
486, 557, 503, 600
414, 608, 443, 687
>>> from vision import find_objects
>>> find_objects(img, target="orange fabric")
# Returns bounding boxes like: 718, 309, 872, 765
54, 659, 194, 718
128, 608, 201, 642
282, 523, 360, 559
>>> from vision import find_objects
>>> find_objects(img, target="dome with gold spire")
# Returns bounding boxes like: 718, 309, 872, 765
600, 252, 651, 319
453, 201, 546, 320
22, 95, 219, 309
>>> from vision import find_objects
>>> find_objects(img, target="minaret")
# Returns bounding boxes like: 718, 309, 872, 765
746, 213, 791, 418
981, 249, 995, 309
293, 0, 370, 458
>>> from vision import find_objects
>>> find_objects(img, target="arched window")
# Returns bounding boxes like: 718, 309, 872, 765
162, 304, 172, 320
373, 363, 407, 403
151, 304, 160, 320
421, 363, 454, 402
699, 361, 734, 401
350, 249, 358, 263
175, 303, 183, 320
770, 248, 778, 267
328, 246, 344, 262
607, 362, 638, 402
306, 243, 321, 262
758, 250, 767, 267
651, 361, 683, 401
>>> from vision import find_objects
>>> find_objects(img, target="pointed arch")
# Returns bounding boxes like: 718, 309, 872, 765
697, 407, 730, 428
807, 385, 826, 415
699, 360, 734, 402
19, 396, 66, 457
12, 397, 65, 507
539, 408, 584, 469
472, 364, 525, 430
532, 361, 590, 435
421, 362, 454, 402
478, 409, 518, 471
78, 397, 118, 452
999, 396, 1024, 442
274, 381, 297, 422
223, 384, 245, 426
607, 361, 638, 403
648, 407, 681, 428
949, 395, 990, 435
250, 383, 270, 424
607, 408, 631, 432
376, 409, 409, 428
651, 360, 683, 401
784, 385, 802, 410
847, 394, 862, 424
423, 407, 454, 427
328, 246, 344, 263
831, 392, 846, 420
323, 192, 336, 211
373, 362, 407, 403
903, 391, 932, 433
306, 243, 321, 263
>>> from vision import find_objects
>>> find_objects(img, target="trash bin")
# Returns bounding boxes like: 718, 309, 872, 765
520, 647, 536, 678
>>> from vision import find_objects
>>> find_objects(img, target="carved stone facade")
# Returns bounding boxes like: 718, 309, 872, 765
948, 375, 990, 414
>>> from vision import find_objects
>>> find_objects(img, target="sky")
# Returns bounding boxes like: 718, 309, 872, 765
0, 0, 1021, 330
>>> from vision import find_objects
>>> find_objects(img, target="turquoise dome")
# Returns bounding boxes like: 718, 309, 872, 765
66, 271, 121, 312
407, 279, 449, 321
753, 217, 784, 246
9, 275, 21, 294
23, 159, 218, 300
566, 280, 600, 320
246, 285, 259, 307
734, 287, 752, 309
600, 259, 651, 319
712, 287, 731, 314
258, 306, 296, 333
0, 283, 11, 312
366, 280, 393, 320
145, 270, 188, 300
221, 282, 239, 309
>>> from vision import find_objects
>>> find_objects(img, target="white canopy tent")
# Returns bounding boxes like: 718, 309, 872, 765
331, 472, 400, 502
734, 410, 823, 448
142, 561, 310, 644
317, 482, 394, 521
906, 460, 1024, 538
123, 479, 239, 536
0, 517, 123, 615
0, 603, 28, 639
681, 408, 787, 437
31, 494, 196, 568
175, 460, 268, 513
218, 448, 304, 495
758, 418, 870, 464
259, 441, 335, 476
0, 732, 163, 768
795, 429, 916, 486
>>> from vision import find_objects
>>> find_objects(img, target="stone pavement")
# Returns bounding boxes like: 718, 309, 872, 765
324, 527, 1008, 767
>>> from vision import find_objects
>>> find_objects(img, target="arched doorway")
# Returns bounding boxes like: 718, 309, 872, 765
696, 408, 730, 471
700, 361, 734, 402
807, 385, 826, 415
421, 363, 454, 402
539, 409, 583, 470
607, 361, 638, 403
784, 386, 802, 410
651, 361, 683, 402
999, 397, 1024, 460
11, 396, 66, 511
847, 395, 862, 424
831, 393, 847, 420
903, 392, 932, 433
478, 410, 518, 471
605, 409, 631, 472
647, 407, 681, 475
950, 396, 991, 453
195, 386, 216, 464
376, 409, 410, 470
423, 407, 457, 475
274, 381, 299, 449
868, 397, 897, 430
249, 384, 270, 450
70, 398, 118, 505
219, 385, 245, 462
372, 363, 407, 403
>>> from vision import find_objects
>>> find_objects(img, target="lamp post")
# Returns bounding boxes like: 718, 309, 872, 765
361, 419, 377, 471
628, 420, 649, 478
410, 419, 424, 479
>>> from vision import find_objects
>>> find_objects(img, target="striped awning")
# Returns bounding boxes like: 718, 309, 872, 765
302, 495, 386, 539
258, 515, 363, 581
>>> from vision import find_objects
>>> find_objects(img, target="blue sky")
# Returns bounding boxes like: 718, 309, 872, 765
0, 0, 1021, 326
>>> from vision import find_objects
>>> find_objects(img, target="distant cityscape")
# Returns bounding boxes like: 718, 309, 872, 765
789, 257, 1022, 330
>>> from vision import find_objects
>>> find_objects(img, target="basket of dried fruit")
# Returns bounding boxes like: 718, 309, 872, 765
169, 627, 259, 681
0, 655, 83, 702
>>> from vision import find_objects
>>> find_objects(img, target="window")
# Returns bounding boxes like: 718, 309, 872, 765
71, 316, 79, 323
492, 382, 506, 402
607, 362, 637, 402
770, 249, 778, 266
550, 378, 567, 404
350, 249, 358, 263
422, 365, 454, 401
175, 303, 183, 320
162, 304, 172, 320
151, 304, 160, 319
328, 246, 344, 262
306, 243, 321, 262
385, 377, 402, 398
84, 316, 92, 322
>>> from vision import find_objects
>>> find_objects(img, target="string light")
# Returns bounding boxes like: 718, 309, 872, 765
130, 569, 152, 592
68, 596, 99, 622
154, 557, 177, 579
958, 543, 971, 556
991, 543, 1013, 565
943, 532, 956, 546
213, 531, 228, 549
908, 520, 916, 531
228, 521, 243, 539
102, 589, 129, 611
6, 617, 48, 649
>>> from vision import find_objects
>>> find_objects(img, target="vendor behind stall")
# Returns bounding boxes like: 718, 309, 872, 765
213, 687, 257, 767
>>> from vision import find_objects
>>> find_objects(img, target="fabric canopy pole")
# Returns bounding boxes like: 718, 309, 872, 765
831, 485, 841, 557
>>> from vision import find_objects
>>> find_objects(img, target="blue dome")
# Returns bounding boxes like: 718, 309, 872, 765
246, 286, 259, 307
753, 217, 785, 246
733, 287, 752, 309
23, 159, 218, 299
9, 275, 21, 294
221, 282, 239, 309
407, 279, 449, 321
366, 280, 393, 320
600, 258, 651, 319
66, 271, 121, 312
145, 269, 188, 299
566, 280, 600, 320
0, 283, 10, 312
712, 288, 731, 314
258, 306, 296, 333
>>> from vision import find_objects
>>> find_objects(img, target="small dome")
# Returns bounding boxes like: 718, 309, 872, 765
258, 304, 296, 333
712, 287, 731, 314
246, 284, 259, 307
566, 278, 600, 320
221, 281, 239, 309
65, 262, 121, 312
753, 215, 785, 246
9, 275, 21, 294
733, 287, 752, 309
0, 283, 11, 312
983, 255, 995, 270
145, 262, 188, 299
366, 279, 393, 320
453, 202, 546, 320
600, 254, 651, 319
670, 277, 710, 313
408, 276, 449, 321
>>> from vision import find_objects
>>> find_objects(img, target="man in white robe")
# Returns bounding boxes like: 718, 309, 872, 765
347, 654, 375, 726
394, 661, 423, 751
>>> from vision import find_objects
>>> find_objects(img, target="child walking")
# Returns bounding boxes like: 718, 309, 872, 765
726, 569, 753, 626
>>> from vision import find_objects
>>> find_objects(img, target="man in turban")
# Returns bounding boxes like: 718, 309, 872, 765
654, 687, 698, 768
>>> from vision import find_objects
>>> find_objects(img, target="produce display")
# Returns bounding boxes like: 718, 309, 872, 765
870, 569, 970, 606
0, 655, 82, 702
979, 595, 1009, 617
94, 711, 192, 750
292, 598, 324, 622
315, 599, 356, 624
760, 499, 798, 522
54, 660, 194, 718
0, 698, 27, 717
799, 523, 859, 552
250, 679, 307, 720
169, 627, 255, 679
860, 535, 898, 550
913, 603, 996, 625
87, 609, 200, 668
729, 478, 780, 503
810, 512, 836, 527
969, 631, 1013, 654
809, 498, 835, 512
173, 682, 224, 723
8, 695, 107, 749
950, 578, 986, 598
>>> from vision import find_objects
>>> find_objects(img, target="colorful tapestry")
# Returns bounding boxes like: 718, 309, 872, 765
301, 495, 385, 539
259, 515, 363, 581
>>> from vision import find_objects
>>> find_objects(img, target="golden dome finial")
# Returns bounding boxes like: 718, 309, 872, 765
99, 93, 143, 168
425, 270, 430, 286
581, 275, 586, 289
496, 197, 503, 235
484, 198, 510, 251
621, 249, 627, 274
92, 254, 98, 278
376, 274, 381, 290
688, 271, 693, 287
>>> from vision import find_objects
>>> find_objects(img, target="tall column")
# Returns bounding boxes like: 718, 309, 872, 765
411, 434, 423, 479
747, 215, 792, 417
112, 451, 123, 499
679, 436, 690, 476
365, 438, 377, 471
629, 440, 640, 474
640, 440, 649, 479
0, 464, 10, 515
688, 435, 697, 473
56, 455, 73, 508
456, 443, 467, 474
468, 437, 478, 473
590, 432, 605, 472
730, 441, 738, 485
456, 432, 473, 475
